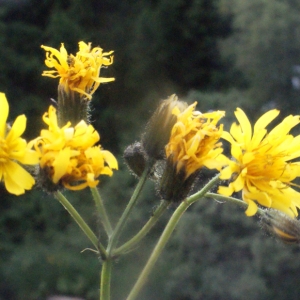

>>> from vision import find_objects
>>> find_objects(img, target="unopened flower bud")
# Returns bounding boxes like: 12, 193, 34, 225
260, 209, 300, 244
141, 94, 188, 161
124, 142, 147, 177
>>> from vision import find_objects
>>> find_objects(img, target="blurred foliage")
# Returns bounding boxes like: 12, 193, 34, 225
126, 0, 231, 92
219, 0, 300, 114
1, 0, 300, 299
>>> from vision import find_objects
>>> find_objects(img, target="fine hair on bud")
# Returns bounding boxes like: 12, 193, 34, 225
124, 142, 147, 177
141, 94, 188, 161
158, 155, 199, 203
37, 165, 64, 193
260, 209, 300, 244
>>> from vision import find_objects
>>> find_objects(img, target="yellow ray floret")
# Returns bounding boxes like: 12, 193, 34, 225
166, 102, 228, 178
0, 93, 39, 195
34, 105, 118, 190
41, 41, 115, 100
218, 108, 300, 217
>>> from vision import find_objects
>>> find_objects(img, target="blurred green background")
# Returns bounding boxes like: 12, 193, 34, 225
1, 0, 300, 299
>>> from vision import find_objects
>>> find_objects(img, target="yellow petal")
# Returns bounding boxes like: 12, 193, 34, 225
41, 44, 69, 70
234, 108, 252, 144
3, 160, 35, 195
231, 172, 245, 192
242, 152, 255, 165
245, 199, 258, 216
52, 148, 71, 183
102, 150, 118, 169
253, 109, 279, 133
203, 156, 228, 170
270, 115, 300, 137
219, 164, 236, 180
6, 115, 26, 143
0, 92, 9, 138
231, 144, 242, 160
218, 185, 234, 196
59, 43, 68, 59
221, 131, 236, 144
17, 149, 40, 165
249, 129, 267, 150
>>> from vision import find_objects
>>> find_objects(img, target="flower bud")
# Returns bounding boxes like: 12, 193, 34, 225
124, 142, 147, 177
260, 209, 300, 244
141, 94, 188, 161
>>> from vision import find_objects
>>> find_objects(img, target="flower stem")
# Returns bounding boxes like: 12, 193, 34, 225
100, 258, 112, 300
54, 191, 107, 257
91, 187, 113, 237
126, 174, 220, 300
186, 173, 220, 204
126, 199, 189, 300
106, 165, 150, 254
205, 192, 266, 216
113, 200, 169, 256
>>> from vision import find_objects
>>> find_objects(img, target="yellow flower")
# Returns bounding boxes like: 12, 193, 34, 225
41, 41, 115, 100
34, 105, 118, 191
166, 102, 227, 178
218, 108, 300, 217
159, 103, 227, 202
0, 93, 39, 195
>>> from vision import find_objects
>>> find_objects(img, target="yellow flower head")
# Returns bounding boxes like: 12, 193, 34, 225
41, 41, 115, 100
166, 102, 227, 178
218, 108, 300, 217
0, 93, 39, 195
159, 103, 227, 202
34, 105, 118, 191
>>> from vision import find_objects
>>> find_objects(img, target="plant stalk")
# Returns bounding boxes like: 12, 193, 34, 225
113, 200, 169, 256
205, 192, 266, 216
54, 191, 107, 256
100, 259, 112, 300
106, 165, 150, 254
91, 187, 113, 237
126, 174, 220, 300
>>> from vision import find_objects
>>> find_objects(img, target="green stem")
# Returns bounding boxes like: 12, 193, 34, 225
126, 200, 189, 300
100, 259, 112, 300
186, 173, 220, 204
113, 200, 169, 256
205, 192, 266, 216
126, 174, 220, 300
54, 191, 107, 257
91, 187, 113, 237
107, 165, 150, 254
